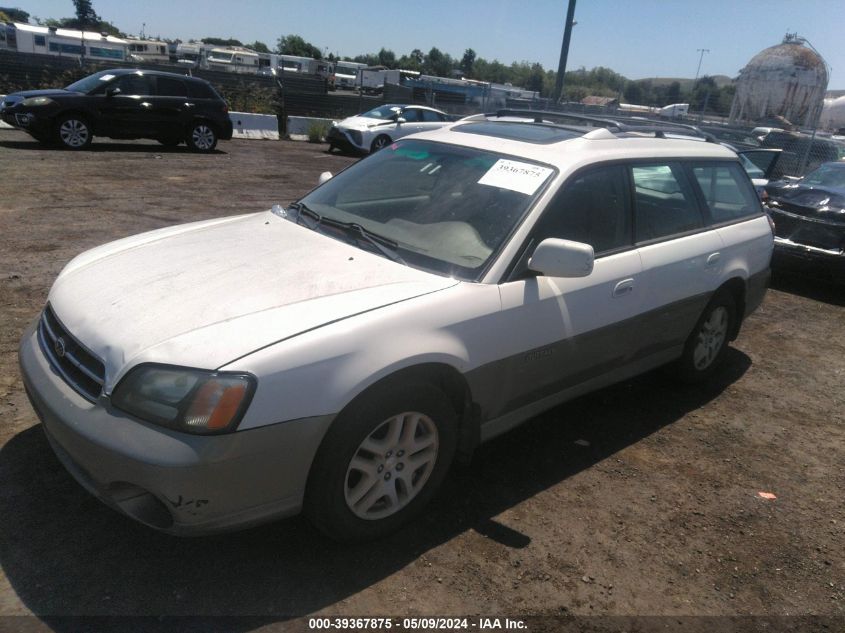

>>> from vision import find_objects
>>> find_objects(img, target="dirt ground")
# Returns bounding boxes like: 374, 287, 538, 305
0, 129, 842, 631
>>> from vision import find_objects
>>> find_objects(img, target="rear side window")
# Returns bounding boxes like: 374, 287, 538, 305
632, 164, 703, 242
155, 76, 187, 97
691, 162, 760, 223
534, 165, 631, 254
186, 81, 217, 99
114, 74, 154, 96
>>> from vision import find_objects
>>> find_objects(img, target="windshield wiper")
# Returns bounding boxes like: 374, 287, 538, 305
288, 201, 322, 228
344, 223, 406, 264
287, 202, 405, 264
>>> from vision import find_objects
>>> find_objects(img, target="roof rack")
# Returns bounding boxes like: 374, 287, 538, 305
488, 109, 717, 143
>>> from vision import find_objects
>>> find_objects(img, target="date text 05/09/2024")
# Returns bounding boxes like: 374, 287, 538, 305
307, 617, 528, 630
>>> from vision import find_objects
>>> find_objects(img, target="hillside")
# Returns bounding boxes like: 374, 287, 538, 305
632, 74, 734, 89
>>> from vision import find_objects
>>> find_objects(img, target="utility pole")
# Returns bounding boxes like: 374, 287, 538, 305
693, 48, 710, 84
554, 0, 577, 104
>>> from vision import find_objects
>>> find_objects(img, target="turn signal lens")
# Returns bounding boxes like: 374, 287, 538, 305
184, 381, 248, 431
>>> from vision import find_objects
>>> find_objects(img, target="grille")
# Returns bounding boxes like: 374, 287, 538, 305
38, 305, 105, 402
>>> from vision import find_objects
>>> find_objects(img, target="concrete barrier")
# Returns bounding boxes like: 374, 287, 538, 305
229, 112, 280, 140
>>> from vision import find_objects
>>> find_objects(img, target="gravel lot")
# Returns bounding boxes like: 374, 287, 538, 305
0, 129, 843, 630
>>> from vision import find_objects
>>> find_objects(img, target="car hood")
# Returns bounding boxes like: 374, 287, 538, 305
337, 116, 396, 130
4, 88, 77, 101
766, 183, 845, 224
48, 211, 458, 390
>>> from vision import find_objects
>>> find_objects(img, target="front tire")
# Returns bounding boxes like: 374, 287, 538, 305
186, 121, 218, 152
370, 134, 391, 153
56, 114, 92, 150
677, 290, 736, 383
305, 381, 457, 542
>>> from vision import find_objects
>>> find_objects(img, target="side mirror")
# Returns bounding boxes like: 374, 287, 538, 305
528, 238, 594, 278
105, 86, 121, 97
318, 171, 333, 185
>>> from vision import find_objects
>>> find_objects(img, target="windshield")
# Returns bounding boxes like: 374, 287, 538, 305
208, 51, 234, 62
801, 163, 845, 188
360, 105, 402, 119
335, 66, 358, 77
65, 71, 118, 94
292, 140, 555, 280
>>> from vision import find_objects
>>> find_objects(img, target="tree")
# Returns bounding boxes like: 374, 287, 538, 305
202, 37, 244, 47
424, 47, 453, 77
247, 41, 270, 53
276, 34, 322, 59
72, 0, 99, 30
460, 48, 476, 77
0, 6, 29, 22
377, 47, 396, 68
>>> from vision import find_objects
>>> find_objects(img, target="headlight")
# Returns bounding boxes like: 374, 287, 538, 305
21, 96, 54, 107
111, 364, 256, 435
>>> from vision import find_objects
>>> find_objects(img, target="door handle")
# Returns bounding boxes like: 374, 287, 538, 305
613, 278, 635, 297
184, 103, 196, 108
140, 102, 152, 108
706, 252, 721, 267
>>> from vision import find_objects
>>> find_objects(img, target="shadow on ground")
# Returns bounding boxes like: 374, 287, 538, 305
0, 351, 750, 631
0, 139, 224, 155
770, 264, 845, 306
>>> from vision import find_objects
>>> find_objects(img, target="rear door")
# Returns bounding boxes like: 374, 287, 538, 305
150, 75, 190, 139
632, 162, 723, 356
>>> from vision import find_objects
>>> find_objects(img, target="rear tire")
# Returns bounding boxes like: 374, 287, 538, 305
676, 290, 736, 383
186, 121, 218, 152
305, 381, 457, 542
55, 114, 92, 150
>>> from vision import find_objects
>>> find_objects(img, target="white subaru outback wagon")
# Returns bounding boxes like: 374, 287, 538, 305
19, 117, 773, 541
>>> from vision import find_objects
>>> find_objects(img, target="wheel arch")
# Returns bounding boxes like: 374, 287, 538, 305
329, 361, 478, 460
715, 276, 746, 341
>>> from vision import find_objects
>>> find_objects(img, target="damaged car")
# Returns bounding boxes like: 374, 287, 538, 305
764, 161, 845, 277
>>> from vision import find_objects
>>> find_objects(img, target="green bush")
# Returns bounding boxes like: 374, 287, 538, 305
307, 120, 330, 143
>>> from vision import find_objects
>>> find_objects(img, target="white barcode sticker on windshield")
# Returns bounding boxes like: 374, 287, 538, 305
478, 159, 553, 195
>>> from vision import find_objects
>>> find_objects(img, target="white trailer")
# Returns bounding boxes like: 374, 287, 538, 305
1, 22, 126, 61
332, 61, 367, 90
124, 38, 170, 64
206, 47, 260, 74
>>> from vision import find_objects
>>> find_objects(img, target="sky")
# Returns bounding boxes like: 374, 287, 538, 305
13, 0, 845, 89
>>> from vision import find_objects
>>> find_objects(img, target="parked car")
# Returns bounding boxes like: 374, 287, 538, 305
20, 118, 773, 541
327, 104, 452, 154
764, 160, 845, 277
0, 68, 233, 151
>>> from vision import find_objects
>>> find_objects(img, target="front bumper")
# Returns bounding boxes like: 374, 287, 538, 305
327, 126, 365, 152
772, 237, 845, 276
19, 320, 334, 535
1, 108, 54, 137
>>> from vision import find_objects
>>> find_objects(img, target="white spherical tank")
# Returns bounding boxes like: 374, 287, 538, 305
729, 34, 828, 127
819, 96, 845, 131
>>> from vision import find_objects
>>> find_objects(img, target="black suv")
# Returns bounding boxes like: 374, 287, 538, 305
0, 69, 233, 152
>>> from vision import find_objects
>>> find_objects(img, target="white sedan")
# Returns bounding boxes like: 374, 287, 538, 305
327, 104, 451, 153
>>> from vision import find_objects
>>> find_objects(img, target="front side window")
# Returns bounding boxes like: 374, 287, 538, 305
632, 163, 703, 242
292, 140, 555, 279
691, 162, 760, 223
533, 165, 631, 254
